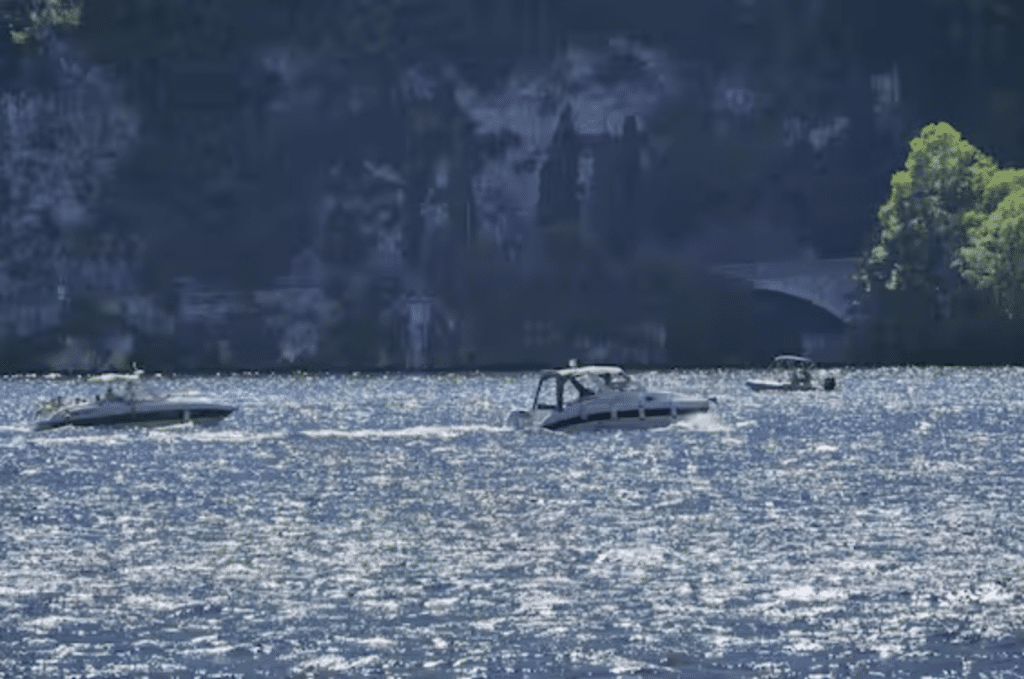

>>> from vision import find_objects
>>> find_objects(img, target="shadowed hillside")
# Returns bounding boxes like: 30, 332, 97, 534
0, 0, 1020, 370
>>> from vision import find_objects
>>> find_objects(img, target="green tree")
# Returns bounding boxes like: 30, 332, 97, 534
857, 122, 998, 357
959, 177, 1024, 318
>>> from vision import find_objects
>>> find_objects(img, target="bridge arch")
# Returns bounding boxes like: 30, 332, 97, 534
747, 278, 849, 323
712, 258, 861, 324
749, 288, 848, 329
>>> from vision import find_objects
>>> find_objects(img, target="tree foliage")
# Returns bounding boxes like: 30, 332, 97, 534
860, 122, 995, 311
958, 172, 1024, 318
4, 0, 80, 44
857, 122, 1024, 360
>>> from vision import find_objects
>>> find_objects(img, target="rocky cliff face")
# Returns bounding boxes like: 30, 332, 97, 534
0, 41, 137, 298
0, 0, 1020, 371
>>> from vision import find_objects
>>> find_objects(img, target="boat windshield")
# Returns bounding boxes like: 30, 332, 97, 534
573, 371, 639, 395
605, 371, 638, 390
98, 381, 164, 402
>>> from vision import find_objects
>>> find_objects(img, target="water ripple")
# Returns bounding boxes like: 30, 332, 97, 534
1, 368, 1024, 676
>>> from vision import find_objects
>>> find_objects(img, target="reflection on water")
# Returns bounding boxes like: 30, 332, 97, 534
1, 368, 1024, 677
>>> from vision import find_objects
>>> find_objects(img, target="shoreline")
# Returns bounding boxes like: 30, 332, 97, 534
5, 359, 1024, 379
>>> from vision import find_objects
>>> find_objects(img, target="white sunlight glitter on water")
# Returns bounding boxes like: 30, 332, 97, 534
1, 368, 1024, 676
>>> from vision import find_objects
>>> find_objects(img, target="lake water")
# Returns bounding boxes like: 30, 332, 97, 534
2, 367, 1024, 678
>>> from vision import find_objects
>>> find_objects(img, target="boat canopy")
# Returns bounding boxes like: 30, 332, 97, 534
769, 355, 816, 368
539, 365, 625, 379
772, 355, 813, 364
533, 365, 640, 411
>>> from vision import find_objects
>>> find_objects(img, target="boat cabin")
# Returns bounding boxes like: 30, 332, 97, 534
89, 371, 143, 400
532, 365, 639, 411
769, 354, 815, 387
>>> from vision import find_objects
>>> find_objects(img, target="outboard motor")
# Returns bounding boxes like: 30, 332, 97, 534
822, 376, 837, 391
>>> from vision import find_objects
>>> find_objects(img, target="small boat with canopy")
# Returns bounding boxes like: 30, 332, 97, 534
745, 355, 837, 392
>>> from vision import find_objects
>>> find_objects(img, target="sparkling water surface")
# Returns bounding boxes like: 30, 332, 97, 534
2, 367, 1024, 678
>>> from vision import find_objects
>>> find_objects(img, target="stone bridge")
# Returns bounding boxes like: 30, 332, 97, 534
712, 257, 862, 323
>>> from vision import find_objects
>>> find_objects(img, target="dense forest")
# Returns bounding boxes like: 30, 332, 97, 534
0, 0, 1022, 369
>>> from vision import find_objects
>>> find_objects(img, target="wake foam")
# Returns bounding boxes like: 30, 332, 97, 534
303, 423, 507, 439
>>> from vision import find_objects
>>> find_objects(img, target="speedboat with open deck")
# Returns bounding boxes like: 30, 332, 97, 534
745, 355, 837, 392
507, 363, 715, 433
34, 370, 235, 431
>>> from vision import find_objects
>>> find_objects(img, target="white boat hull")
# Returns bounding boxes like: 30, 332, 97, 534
510, 398, 712, 433
540, 398, 711, 432
35, 399, 234, 431
745, 379, 814, 392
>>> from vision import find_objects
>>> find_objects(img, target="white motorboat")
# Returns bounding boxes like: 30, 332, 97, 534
34, 370, 235, 431
507, 364, 714, 433
745, 355, 837, 392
